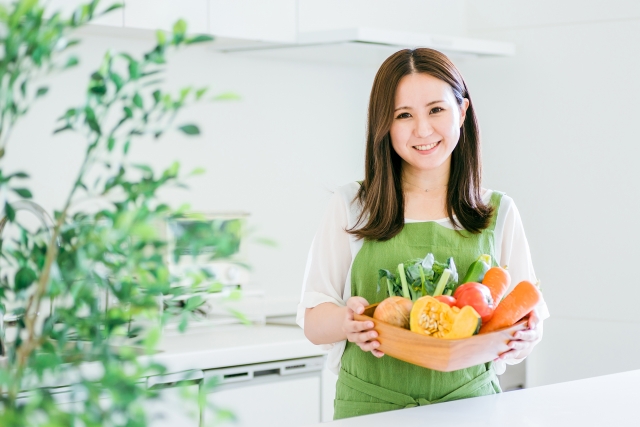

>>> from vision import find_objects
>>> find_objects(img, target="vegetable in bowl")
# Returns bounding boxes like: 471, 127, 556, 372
378, 253, 459, 301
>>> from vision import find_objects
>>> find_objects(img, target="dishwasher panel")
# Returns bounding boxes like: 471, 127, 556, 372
202, 356, 325, 427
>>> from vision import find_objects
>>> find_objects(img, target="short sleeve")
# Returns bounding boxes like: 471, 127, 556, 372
296, 191, 353, 330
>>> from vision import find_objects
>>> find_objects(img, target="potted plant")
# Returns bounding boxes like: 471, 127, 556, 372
0, 1, 234, 425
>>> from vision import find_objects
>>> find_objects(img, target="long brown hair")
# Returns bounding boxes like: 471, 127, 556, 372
348, 48, 493, 241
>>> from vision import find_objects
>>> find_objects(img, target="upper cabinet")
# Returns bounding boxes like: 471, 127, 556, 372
46, 0, 124, 26
209, 0, 297, 44
124, 0, 209, 34
57, 0, 515, 65
297, 0, 467, 37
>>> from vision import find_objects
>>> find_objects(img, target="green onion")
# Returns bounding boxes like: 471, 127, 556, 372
398, 263, 411, 299
433, 269, 451, 297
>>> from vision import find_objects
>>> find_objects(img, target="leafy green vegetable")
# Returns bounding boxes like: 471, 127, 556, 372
378, 253, 460, 301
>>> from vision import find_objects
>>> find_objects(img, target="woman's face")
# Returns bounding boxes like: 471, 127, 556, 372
390, 73, 469, 175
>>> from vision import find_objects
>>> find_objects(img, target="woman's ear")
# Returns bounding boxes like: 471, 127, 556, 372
459, 98, 470, 127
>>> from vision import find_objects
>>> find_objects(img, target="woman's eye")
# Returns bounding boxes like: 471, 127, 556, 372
430, 107, 444, 114
396, 112, 411, 119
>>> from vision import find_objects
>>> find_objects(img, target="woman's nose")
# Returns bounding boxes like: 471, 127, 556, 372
414, 117, 433, 138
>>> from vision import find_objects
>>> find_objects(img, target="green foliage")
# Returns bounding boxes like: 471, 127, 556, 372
0, 1, 238, 426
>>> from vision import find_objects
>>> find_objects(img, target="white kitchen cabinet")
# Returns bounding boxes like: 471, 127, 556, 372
322, 367, 338, 422
45, 0, 124, 27
202, 356, 324, 427
123, 0, 208, 34
298, 0, 466, 36
144, 370, 203, 427
209, 0, 297, 43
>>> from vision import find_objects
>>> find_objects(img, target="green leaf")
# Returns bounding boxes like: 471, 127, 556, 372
178, 124, 200, 135
156, 30, 166, 46
195, 88, 208, 100
85, 106, 101, 134
178, 313, 188, 333
185, 295, 204, 311
213, 92, 241, 101
109, 71, 124, 91
164, 161, 179, 178
15, 267, 37, 291
64, 56, 79, 69
186, 34, 214, 45
4, 202, 15, 221
133, 93, 143, 109
8, 172, 29, 179
173, 19, 187, 37
54, 124, 72, 134
189, 167, 206, 176
36, 87, 49, 98
101, 3, 123, 14
179, 87, 191, 102
129, 60, 140, 80
107, 137, 116, 152
12, 188, 32, 198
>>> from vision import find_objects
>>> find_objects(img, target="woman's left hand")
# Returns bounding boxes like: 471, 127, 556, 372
495, 308, 544, 362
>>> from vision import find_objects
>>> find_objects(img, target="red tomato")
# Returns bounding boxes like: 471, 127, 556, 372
434, 295, 457, 307
453, 283, 495, 323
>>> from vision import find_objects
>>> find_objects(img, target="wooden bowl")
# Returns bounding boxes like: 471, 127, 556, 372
354, 303, 528, 372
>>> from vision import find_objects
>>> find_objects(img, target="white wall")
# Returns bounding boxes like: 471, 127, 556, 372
4, 30, 373, 307
8, 1, 638, 389
459, 0, 640, 386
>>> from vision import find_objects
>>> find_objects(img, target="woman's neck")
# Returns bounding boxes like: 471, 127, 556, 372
401, 162, 450, 194
401, 161, 450, 220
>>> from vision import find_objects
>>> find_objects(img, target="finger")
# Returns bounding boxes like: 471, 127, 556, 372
513, 330, 538, 341
346, 320, 375, 334
371, 349, 385, 358
357, 340, 381, 352
494, 349, 518, 361
507, 340, 531, 352
347, 297, 369, 314
349, 329, 378, 344
527, 309, 540, 329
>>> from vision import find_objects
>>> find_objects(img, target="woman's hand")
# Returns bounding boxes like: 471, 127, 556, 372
495, 308, 543, 362
343, 297, 385, 358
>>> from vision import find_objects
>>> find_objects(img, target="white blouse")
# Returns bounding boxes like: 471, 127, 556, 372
297, 182, 550, 375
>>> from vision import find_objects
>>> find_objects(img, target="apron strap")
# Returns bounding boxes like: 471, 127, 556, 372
338, 367, 498, 409
488, 191, 505, 232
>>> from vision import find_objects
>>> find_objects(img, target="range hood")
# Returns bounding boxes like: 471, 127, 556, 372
210, 27, 515, 66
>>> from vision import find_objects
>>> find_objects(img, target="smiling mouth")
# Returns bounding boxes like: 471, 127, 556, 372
413, 141, 440, 151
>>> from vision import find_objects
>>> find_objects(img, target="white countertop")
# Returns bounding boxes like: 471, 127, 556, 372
307, 369, 640, 427
28, 323, 323, 390
153, 323, 325, 373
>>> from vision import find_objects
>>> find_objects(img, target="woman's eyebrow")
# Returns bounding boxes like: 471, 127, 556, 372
394, 100, 445, 112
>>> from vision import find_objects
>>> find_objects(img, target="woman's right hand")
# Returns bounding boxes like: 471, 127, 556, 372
343, 296, 384, 358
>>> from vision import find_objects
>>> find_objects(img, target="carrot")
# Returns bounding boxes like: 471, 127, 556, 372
479, 280, 541, 334
482, 266, 511, 306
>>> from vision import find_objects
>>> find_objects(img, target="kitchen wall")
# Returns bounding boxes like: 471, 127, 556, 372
459, 0, 640, 386
7, 0, 639, 391
4, 29, 374, 311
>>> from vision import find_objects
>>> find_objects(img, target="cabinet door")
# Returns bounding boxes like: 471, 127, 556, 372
297, 0, 466, 35
124, 0, 208, 34
45, 0, 124, 27
143, 384, 201, 427
204, 375, 321, 427
209, 0, 297, 43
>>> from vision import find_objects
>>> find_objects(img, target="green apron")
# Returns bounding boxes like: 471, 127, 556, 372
334, 191, 504, 420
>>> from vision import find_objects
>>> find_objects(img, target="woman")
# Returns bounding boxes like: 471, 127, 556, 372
297, 48, 550, 420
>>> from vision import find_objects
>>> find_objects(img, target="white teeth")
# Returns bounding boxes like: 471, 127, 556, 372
414, 142, 439, 151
